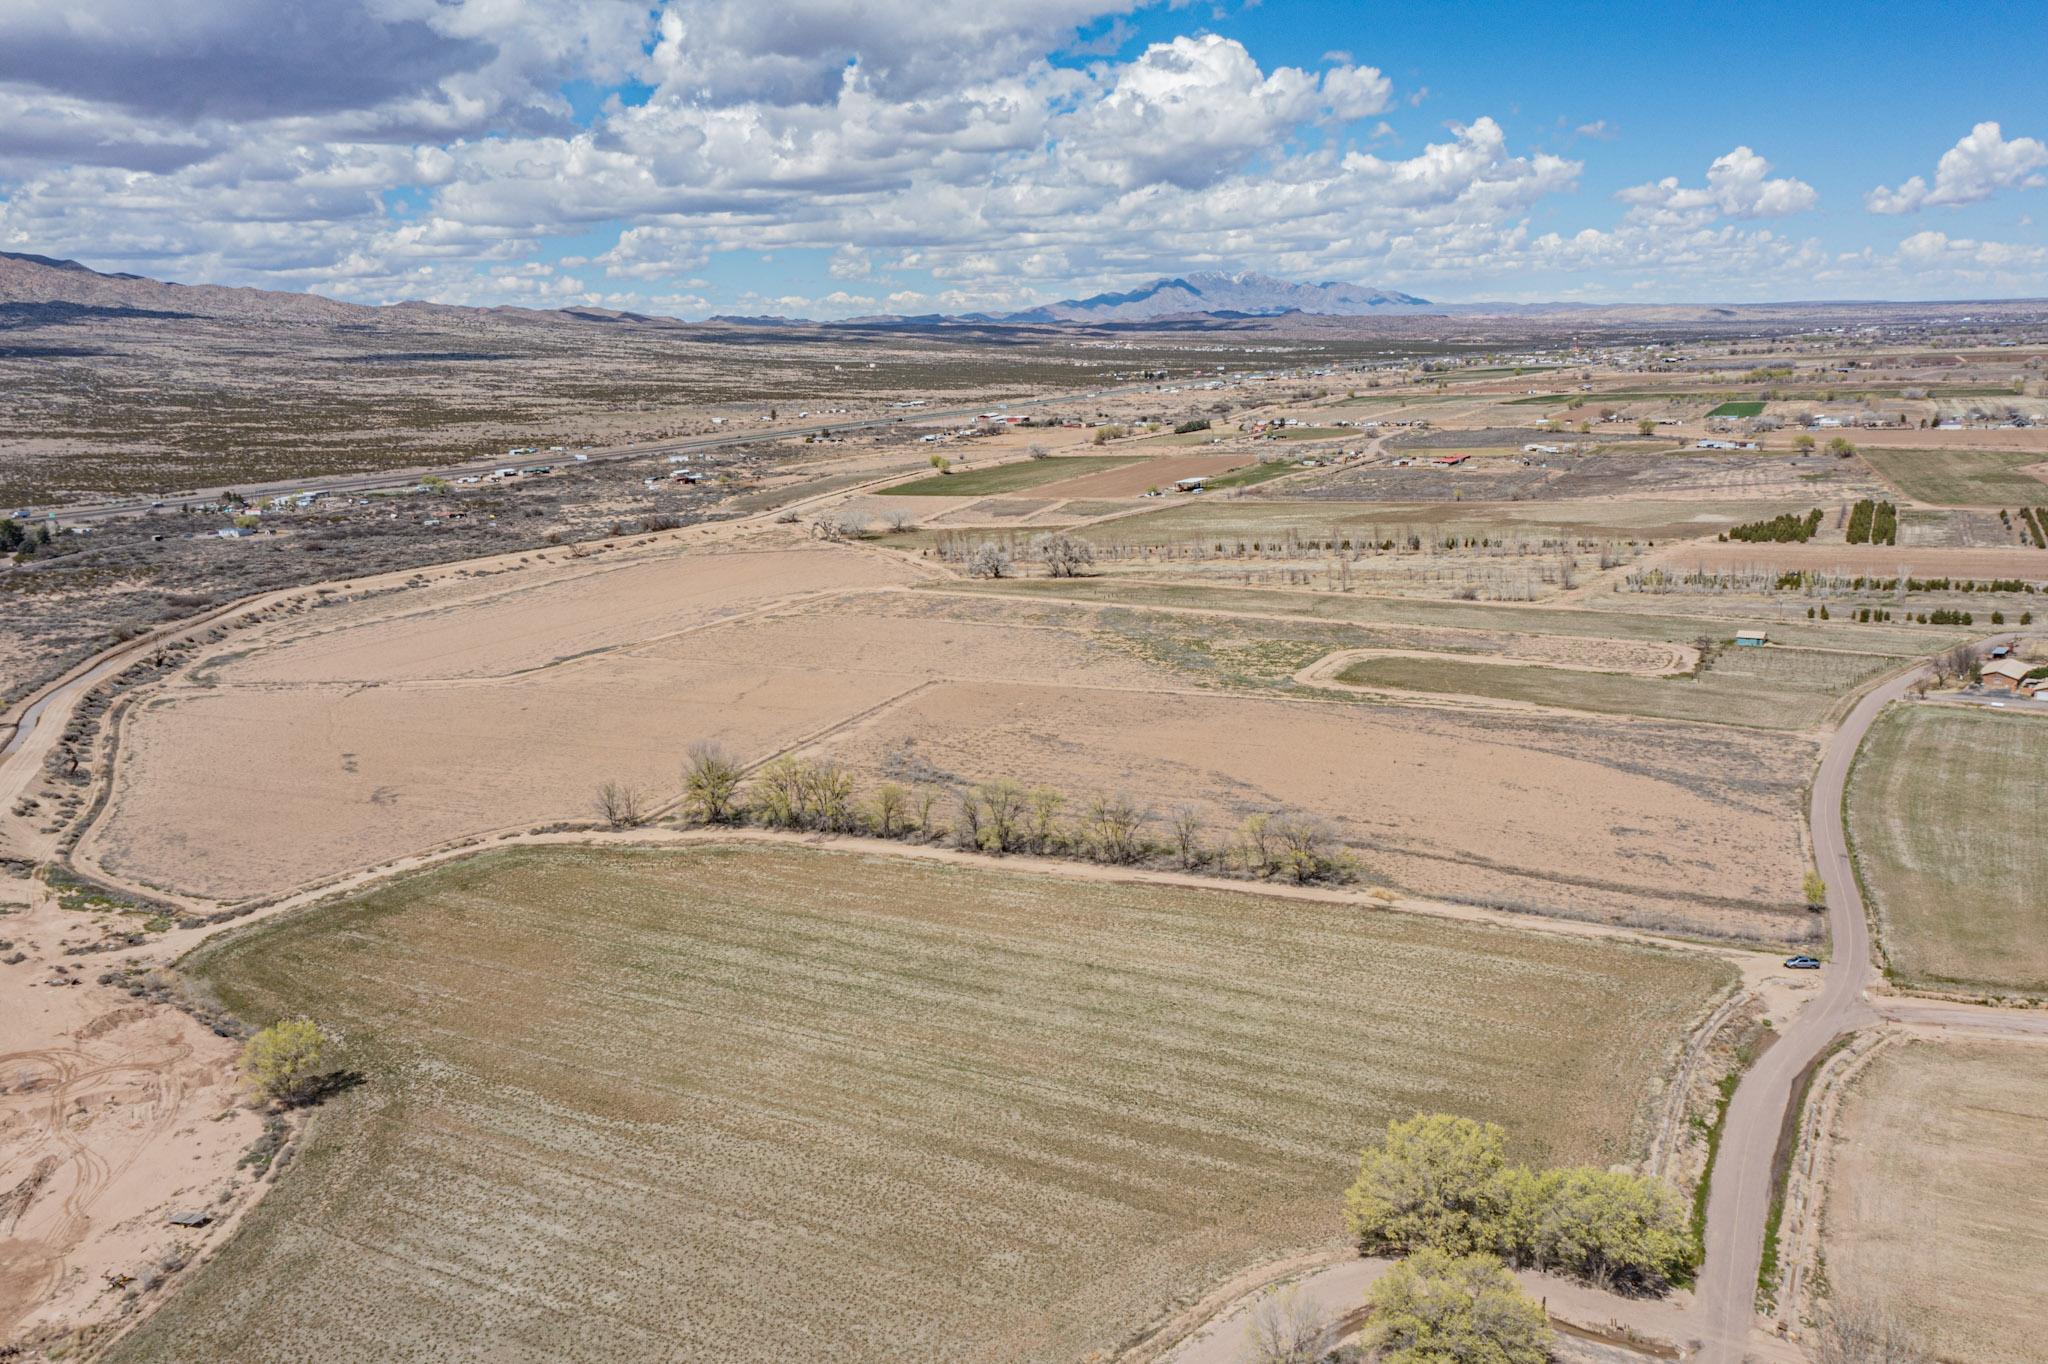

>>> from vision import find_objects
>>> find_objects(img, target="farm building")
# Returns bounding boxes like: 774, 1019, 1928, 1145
1173, 476, 1209, 492
1978, 658, 2036, 693
1735, 630, 1768, 647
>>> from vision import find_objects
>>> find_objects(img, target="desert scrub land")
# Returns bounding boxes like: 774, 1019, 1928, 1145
1854, 445, 2048, 506
1816, 1036, 2048, 1364
109, 844, 1735, 1364
1331, 643, 1904, 730
1846, 703, 2048, 994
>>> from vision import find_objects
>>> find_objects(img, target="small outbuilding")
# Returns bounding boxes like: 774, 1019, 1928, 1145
1735, 630, 1768, 647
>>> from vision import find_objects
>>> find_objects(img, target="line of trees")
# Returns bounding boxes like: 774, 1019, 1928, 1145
592, 745, 1360, 884
1344, 1113, 1695, 1294
1844, 499, 1897, 545
1721, 508, 1824, 543
2014, 506, 2048, 548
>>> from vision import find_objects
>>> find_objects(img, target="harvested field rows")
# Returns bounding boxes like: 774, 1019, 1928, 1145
1820, 1037, 2048, 1364
109, 844, 1737, 1364
1846, 703, 2048, 994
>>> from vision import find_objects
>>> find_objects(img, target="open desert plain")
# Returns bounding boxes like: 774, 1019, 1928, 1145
6, 7, 2048, 1364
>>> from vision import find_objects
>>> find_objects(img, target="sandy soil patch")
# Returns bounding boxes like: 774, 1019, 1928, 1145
0, 879, 263, 1353
77, 656, 914, 903
212, 545, 919, 685
1816, 1035, 2048, 1364
803, 681, 1810, 938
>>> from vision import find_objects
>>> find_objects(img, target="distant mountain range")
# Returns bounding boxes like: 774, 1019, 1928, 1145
0, 251, 1431, 329
985, 271, 1432, 323
6, 250, 2032, 332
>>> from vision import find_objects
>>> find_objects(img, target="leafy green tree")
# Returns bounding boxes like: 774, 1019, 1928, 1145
1519, 1167, 1693, 1292
681, 743, 747, 824
1345, 1114, 1518, 1257
1361, 1250, 1551, 1364
242, 1019, 328, 1103
1804, 869, 1827, 909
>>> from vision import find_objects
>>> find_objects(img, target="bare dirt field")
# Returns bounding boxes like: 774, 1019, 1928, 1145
74, 563, 1199, 902
1845, 702, 2048, 995
804, 680, 1815, 940
104, 843, 1736, 1364
1646, 540, 2048, 580
1816, 1035, 2048, 1364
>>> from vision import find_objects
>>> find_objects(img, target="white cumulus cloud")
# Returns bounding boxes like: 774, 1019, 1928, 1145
1866, 121, 2048, 213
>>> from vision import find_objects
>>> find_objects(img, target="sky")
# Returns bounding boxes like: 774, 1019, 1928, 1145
2, 0, 2046, 317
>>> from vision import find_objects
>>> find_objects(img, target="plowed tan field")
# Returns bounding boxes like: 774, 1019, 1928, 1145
105, 844, 1737, 1364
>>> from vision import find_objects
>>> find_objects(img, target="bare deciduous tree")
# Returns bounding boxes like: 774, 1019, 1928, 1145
1031, 531, 1096, 578
1932, 642, 1977, 685
595, 780, 649, 828
1242, 1288, 1329, 1364
1082, 793, 1149, 864
964, 543, 1012, 579
1170, 805, 1206, 869
1239, 813, 1278, 877
1814, 1300, 1933, 1364
1275, 815, 1349, 884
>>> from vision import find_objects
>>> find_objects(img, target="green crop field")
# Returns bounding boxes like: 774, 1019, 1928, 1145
1855, 447, 2048, 507
880, 454, 1141, 495
1333, 645, 1905, 730
1202, 459, 1310, 490
1707, 401, 1766, 418
1846, 704, 2048, 994
112, 844, 1733, 1364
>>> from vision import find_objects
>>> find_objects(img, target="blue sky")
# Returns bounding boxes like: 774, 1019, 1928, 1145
2, 1, 2044, 313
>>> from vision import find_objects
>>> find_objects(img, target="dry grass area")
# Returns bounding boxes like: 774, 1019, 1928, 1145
1846, 703, 2048, 995
808, 680, 1815, 940
1818, 1036, 2048, 1364
1331, 643, 1903, 730
1855, 446, 2048, 506
107, 844, 1736, 1364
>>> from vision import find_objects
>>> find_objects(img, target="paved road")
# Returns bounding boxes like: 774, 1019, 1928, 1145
1693, 639, 2011, 1360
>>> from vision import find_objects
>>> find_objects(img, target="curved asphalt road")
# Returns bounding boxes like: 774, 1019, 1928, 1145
1694, 639, 2009, 1360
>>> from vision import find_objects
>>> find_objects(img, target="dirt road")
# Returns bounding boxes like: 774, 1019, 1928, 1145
1692, 643, 2008, 1360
